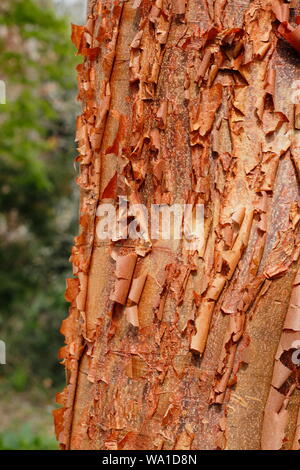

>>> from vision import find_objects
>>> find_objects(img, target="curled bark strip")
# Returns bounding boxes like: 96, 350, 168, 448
261, 264, 300, 450
293, 406, 300, 450
191, 209, 253, 355
110, 253, 137, 305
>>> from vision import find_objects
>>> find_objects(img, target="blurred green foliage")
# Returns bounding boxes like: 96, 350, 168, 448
0, 0, 80, 391
0, 424, 58, 450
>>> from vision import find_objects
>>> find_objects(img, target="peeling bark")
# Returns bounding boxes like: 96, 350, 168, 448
54, 0, 300, 450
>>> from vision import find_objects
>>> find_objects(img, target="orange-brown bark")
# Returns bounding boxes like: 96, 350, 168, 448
54, 0, 300, 450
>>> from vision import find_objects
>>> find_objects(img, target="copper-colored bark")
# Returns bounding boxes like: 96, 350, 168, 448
54, 0, 300, 450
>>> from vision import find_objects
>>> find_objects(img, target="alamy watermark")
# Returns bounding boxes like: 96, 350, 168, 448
0, 80, 6, 104
0, 82, 7, 364
292, 340, 300, 366
291, 81, 300, 105
0, 340, 6, 365
96, 197, 204, 251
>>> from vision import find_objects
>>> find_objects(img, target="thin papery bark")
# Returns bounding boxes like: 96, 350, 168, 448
55, 0, 300, 450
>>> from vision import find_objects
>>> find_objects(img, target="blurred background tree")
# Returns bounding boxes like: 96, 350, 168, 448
0, 0, 83, 401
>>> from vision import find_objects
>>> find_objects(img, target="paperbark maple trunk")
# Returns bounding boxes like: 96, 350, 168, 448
54, 0, 300, 450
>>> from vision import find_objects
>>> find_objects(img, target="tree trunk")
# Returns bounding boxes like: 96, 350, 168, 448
54, 0, 300, 450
